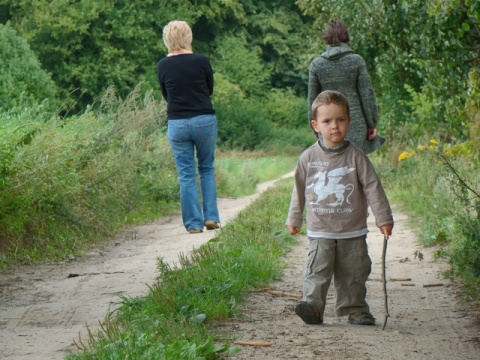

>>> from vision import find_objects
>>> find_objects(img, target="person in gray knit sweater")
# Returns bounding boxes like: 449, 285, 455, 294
287, 90, 393, 326
308, 19, 385, 154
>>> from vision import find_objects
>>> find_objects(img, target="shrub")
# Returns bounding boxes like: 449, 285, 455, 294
0, 24, 57, 112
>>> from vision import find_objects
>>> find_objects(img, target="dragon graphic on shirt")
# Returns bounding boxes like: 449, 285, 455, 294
307, 166, 355, 206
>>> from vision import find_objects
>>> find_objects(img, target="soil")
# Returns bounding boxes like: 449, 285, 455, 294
1, 173, 479, 360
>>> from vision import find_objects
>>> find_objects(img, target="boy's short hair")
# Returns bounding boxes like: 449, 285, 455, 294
322, 19, 350, 45
163, 20, 193, 53
311, 90, 350, 120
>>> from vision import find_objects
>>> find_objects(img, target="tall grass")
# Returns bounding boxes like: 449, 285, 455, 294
0, 82, 302, 268
66, 181, 297, 359
371, 130, 480, 302
0, 85, 179, 267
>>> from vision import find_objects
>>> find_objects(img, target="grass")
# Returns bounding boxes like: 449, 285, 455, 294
0, 83, 298, 269
66, 180, 297, 359
371, 136, 480, 304
215, 151, 297, 197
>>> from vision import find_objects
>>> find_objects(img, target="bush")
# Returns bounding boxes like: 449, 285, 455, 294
0, 24, 57, 112
213, 75, 311, 152
261, 88, 306, 129
216, 94, 275, 151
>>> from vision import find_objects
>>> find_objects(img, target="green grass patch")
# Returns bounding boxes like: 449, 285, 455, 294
215, 152, 297, 197
66, 181, 297, 359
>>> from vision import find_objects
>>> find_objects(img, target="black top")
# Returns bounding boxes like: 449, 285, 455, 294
156, 53, 215, 120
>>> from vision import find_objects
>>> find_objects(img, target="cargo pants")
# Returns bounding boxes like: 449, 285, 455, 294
302, 236, 372, 317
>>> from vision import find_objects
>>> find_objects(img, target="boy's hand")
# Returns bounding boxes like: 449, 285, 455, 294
288, 225, 301, 235
380, 224, 393, 239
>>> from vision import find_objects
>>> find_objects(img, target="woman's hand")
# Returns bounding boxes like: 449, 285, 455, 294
367, 128, 378, 140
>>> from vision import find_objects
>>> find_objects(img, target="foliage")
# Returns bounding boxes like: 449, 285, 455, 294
0, 23, 57, 112
0, 86, 178, 266
65, 183, 296, 359
212, 34, 270, 98
374, 133, 480, 302
0, 0, 196, 111
296, 0, 479, 139
215, 93, 275, 151
213, 74, 312, 152
1, 0, 312, 111
260, 88, 306, 129
215, 154, 298, 197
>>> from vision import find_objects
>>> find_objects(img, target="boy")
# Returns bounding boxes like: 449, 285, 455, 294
286, 90, 393, 325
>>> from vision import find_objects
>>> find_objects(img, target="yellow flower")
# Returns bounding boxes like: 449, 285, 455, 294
398, 151, 410, 161
417, 145, 425, 151
398, 151, 408, 161
398, 150, 416, 162
429, 139, 439, 145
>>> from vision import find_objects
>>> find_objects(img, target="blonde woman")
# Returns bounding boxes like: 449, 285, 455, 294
157, 20, 220, 234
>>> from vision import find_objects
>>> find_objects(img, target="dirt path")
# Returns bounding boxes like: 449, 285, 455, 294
1, 174, 479, 359
224, 210, 480, 359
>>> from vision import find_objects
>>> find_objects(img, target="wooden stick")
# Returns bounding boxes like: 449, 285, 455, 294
382, 235, 390, 331
423, 283, 444, 288
389, 278, 412, 282
233, 341, 273, 347
263, 290, 302, 298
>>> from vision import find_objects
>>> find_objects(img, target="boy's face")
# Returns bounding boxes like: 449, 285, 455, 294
311, 103, 351, 148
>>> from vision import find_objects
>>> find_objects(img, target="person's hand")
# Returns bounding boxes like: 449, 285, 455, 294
288, 225, 301, 235
380, 224, 393, 239
367, 128, 378, 140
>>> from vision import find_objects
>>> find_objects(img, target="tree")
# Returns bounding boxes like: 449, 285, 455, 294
296, 0, 480, 137
0, 0, 196, 111
1, 0, 314, 111
0, 23, 57, 112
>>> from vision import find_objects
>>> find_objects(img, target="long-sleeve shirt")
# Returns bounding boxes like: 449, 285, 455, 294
286, 141, 393, 239
156, 53, 215, 120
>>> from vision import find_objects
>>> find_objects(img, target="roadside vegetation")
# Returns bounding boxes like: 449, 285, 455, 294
0, 0, 479, 358
66, 182, 296, 359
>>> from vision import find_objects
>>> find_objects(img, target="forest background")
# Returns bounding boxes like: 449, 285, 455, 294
0, 0, 479, 308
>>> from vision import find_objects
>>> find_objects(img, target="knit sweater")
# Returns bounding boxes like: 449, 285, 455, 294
156, 53, 215, 120
308, 43, 385, 154
286, 141, 393, 239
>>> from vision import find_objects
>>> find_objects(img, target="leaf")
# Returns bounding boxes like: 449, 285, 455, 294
188, 313, 206, 324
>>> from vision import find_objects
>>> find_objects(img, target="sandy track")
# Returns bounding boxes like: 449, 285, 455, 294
1, 173, 479, 359
223, 210, 480, 359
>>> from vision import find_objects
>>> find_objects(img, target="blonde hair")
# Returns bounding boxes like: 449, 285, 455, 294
162, 20, 193, 52
311, 90, 350, 120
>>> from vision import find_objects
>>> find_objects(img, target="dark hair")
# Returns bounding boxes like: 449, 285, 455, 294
311, 90, 350, 120
322, 19, 350, 45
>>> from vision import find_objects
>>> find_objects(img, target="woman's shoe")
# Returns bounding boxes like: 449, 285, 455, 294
204, 220, 220, 230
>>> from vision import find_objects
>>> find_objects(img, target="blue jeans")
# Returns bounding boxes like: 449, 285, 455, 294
167, 114, 220, 231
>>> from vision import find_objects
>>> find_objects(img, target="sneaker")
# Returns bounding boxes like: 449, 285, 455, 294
347, 312, 375, 325
295, 301, 323, 325
188, 228, 203, 234
204, 220, 220, 230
